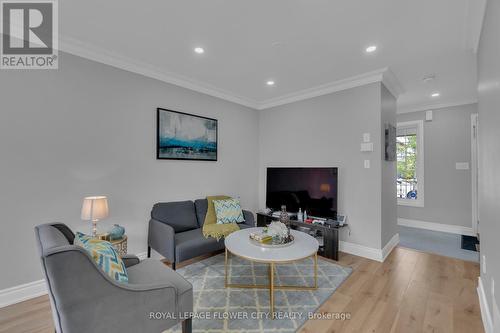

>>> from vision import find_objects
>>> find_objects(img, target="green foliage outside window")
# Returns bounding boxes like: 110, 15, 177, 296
397, 134, 417, 180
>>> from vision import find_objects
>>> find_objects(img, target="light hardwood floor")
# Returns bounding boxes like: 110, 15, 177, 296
0, 247, 484, 333
299, 247, 484, 333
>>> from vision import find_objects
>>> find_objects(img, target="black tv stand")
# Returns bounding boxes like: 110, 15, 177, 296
256, 212, 346, 261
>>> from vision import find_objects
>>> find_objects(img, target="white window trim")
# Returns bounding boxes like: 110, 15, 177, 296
397, 120, 424, 207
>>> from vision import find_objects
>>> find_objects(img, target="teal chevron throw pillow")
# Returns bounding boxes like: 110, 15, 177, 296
213, 198, 245, 224
74, 232, 128, 283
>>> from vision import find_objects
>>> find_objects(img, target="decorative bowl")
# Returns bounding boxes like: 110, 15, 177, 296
249, 234, 295, 248
108, 224, 125, 240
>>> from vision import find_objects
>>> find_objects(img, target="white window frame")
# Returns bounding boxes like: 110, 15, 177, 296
397, 120, 424, 207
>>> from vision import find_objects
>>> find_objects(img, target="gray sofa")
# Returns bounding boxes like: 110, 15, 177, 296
35, 223, 193, 333
147, 199, 255, 269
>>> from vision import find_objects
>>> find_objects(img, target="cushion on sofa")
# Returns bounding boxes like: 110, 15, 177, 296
238, 223, 253, 229
195, 198, 248, 227
194, 199, 208, 227
213, 198, 245, 224
175, 228, 225, 262
151, 201, 198, 233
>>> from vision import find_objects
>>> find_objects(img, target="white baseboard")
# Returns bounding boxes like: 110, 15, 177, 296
339, 240, 382, 262
0, 280, 47, 308
339, 233, 399, 262
478, 277, 494, 333
137, 251, 148, 260
398, 218, 475, 236
382, 233, 400, 261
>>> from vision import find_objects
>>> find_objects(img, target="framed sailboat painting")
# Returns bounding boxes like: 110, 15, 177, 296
157, 108, 218, 161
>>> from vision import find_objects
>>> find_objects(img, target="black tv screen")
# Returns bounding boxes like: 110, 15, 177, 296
266, 167, 338, 218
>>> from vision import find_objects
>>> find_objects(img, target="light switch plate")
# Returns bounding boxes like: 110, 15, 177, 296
360, 142, 374, 152
456, 162, 470, 170
363, 133, 370, 143
364, 160, 370, 168
425, 110, 433, 121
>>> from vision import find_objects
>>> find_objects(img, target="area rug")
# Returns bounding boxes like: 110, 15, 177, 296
164, 253, 352, 333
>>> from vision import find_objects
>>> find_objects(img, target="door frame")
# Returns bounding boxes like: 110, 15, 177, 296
471, 113, 479, 235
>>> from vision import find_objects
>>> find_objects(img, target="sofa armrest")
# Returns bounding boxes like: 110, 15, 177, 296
121, 254, 140, 268
242, 210, 255, 227
148, 219, 175, 262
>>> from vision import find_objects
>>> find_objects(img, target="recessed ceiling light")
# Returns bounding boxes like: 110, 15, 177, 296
266, 80, 275, 86
431, 92, 440, 97
365, 45, 377, 53
194, 47, 204, 54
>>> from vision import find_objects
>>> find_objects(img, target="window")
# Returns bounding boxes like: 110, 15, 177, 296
397, 120, 424, 207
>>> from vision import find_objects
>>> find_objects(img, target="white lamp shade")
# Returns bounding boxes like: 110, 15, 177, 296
81, 196, 109, 221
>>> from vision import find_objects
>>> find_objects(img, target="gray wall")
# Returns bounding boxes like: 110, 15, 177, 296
477, 0, 500, 321
0, 51, 399, 290
397, 104, 477, 228
0, 52, 259, 290
380, 86, 398, 247
258, 83, 385, 249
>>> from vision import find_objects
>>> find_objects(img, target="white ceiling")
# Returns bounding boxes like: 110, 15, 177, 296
60, 0, 483, 111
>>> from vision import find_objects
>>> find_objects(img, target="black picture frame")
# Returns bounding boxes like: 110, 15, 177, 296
156, 108, 218, 161
385, 123, 396, 161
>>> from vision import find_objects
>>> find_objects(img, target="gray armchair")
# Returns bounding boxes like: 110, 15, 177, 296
35, 223, 193, 333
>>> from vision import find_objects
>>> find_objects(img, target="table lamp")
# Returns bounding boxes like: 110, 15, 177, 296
81, 196, 109, 237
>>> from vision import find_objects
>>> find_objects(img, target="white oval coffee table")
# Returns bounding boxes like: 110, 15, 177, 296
224, 227, 319, 316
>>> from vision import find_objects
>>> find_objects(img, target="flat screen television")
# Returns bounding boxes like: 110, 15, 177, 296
266, 167, 338, 219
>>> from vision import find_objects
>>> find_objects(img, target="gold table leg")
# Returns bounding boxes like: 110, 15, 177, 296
224, 250, 319, 320
270, 263, 275, 318
224, 248, 228, 287
314, 252, 318, 288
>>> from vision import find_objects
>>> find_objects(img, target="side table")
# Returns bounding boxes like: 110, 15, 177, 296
90, 233, 128, 257
110, 236, 128, 257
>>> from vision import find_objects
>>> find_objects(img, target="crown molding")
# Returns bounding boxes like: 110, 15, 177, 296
464, 0, 487, 53
381, 67, 405, 99
397, 99, 478, 114
58, 36, 405, 111
257, 67, 404, 110
58, 35, 260, 109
